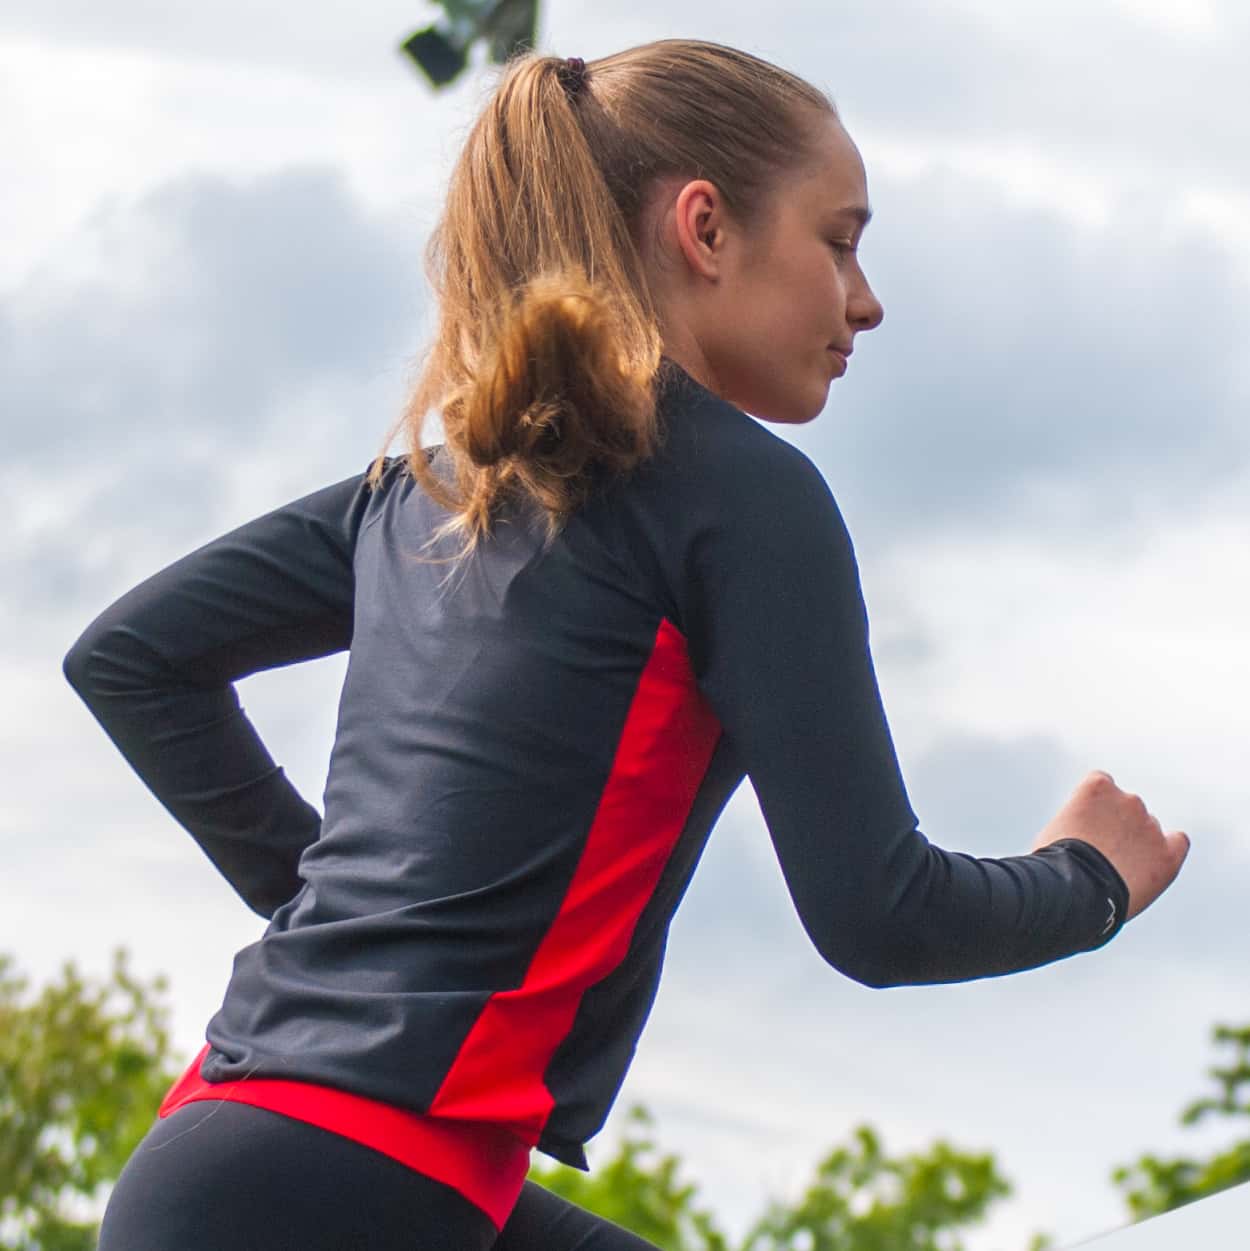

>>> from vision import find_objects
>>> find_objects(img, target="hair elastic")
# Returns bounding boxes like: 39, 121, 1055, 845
558, 56, 588, 98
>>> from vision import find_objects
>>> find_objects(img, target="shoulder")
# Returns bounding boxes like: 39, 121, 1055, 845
652, 370, 836, 526
366, 451, 423, 487
359, 450, 424, 510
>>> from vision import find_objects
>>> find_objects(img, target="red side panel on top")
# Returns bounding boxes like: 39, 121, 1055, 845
427, 617, 722, 1140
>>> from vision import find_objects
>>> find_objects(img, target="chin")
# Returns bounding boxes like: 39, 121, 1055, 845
753, 387, 829, 425
723, 368, 829, 424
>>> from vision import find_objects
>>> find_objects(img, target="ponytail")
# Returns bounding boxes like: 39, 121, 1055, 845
449, 266, 662, 542
371, 41, 834, 552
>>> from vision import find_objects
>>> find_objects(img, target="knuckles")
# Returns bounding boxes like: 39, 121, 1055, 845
1080, 771, 1162, 834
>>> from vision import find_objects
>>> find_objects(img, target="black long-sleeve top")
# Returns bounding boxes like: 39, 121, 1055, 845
63, 359, 1128, 1168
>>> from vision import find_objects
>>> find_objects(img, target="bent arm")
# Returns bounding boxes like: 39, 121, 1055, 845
62, 468, 380, 918
684, 436, 1127, 987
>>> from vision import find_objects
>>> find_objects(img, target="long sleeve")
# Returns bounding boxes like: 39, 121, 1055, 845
62, 468, 380, 918
676, 424, 1128, 987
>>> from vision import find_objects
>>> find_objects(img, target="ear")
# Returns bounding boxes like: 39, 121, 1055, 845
671, 179, 727, 281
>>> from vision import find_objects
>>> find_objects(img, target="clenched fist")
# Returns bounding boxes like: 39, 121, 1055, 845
1032, 770, 1189, 921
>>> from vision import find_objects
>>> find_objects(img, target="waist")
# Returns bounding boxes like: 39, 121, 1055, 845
160, 1044, 531, 1230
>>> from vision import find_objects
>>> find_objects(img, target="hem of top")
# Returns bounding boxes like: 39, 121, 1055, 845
159, 1044, 532, 1231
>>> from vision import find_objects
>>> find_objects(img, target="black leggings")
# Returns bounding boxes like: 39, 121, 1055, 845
99, 1101, 658, 1250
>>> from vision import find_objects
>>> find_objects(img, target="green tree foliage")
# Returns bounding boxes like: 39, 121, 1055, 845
0, 945, 1055, 1251
401, 0, 539, 88
528, 1105, 729, 1251
0, 950, 180, 1251
741, 1125, 1012, 1251
530, 1111, 1033, 1251
1112, 1023, 1250, 1220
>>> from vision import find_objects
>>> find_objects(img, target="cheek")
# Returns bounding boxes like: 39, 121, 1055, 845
774, 275, 826, 335
795, 254, 843, 315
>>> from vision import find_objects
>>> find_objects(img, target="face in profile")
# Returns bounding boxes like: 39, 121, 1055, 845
655, 113, 885, 425
719, 114, 885, 423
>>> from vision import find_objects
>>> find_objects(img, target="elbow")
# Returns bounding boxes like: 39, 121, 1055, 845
62, 616, 136, 705
62, 628, 98, 697
844, 964, 900, 991
808, 920, 917, 990
822, 949, 909, 990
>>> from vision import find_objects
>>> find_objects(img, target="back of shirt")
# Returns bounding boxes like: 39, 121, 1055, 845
63, 359, 1128, 1168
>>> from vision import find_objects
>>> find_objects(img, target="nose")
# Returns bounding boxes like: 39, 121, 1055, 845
848, 269, 884, 333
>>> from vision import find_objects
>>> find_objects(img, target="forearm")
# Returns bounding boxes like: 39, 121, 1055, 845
62, 468, 374, 916
64, 624, 320, 917
788, 820, 1128, 988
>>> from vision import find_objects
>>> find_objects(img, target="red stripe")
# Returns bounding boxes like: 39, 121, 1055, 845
159, 1044, 530, 1230
154, 617, 719, 1220
427, 617, 722, 1139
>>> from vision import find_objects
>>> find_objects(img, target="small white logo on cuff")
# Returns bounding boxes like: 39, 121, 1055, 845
1100, 896, 1118, 937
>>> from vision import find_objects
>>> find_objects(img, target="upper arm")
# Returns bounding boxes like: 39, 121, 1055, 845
63, 467, 379, 692
680, 436, 920, 975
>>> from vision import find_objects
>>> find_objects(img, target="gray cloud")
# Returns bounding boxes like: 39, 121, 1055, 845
673, 726, 1246, 990
8, 1, 1249, 201
0, 0, 429, 81
792, 2, 1250, 194
788, 164, 1250, 550
4, 164, 420, 463
904, 729, 1078, 856
902, 731, 1243, 980
1, 452, 223, 626
2, 164, 425, 649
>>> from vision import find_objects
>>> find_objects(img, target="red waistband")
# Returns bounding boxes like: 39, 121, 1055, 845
159, 1045, 532, 1231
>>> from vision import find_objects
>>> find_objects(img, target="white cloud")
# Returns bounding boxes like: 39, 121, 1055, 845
0, 31, 464, 292
1110, 0, 1222, 40
869, 485, 1250, 830
1176, 188, 1250, 277
861, 132, 1118, 232
0, 1, 453, 81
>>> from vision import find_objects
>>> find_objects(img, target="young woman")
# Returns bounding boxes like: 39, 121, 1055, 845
66, 38, 1189, 1251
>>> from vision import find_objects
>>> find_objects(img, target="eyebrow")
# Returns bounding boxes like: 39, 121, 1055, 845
833, 204, 873, 228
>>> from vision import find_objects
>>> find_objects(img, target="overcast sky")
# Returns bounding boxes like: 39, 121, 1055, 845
3, 2, 1249, 1248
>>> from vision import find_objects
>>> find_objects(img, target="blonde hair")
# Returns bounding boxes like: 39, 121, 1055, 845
371, 38, 834, 549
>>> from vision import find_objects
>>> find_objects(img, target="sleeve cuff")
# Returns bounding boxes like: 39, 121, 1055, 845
1044, 837, 1131, 949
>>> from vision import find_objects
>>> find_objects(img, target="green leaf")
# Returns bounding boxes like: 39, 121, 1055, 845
527, 1104, 727, 1251
1112, 1021, 1250, 1220
740, 1123, 1012, 1251
0, 949, 181, 1248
